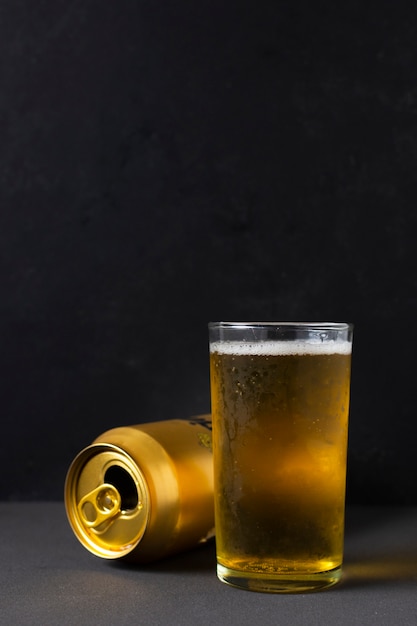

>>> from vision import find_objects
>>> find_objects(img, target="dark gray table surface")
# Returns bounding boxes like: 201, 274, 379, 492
1, 503, 416, 625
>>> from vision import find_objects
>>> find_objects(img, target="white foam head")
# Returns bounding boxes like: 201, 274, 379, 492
210, 340, 352, 356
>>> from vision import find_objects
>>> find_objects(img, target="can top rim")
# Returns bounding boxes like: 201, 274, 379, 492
64, 443, 150, 559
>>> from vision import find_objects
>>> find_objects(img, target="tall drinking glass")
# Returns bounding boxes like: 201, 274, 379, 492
209, 322, 353, 593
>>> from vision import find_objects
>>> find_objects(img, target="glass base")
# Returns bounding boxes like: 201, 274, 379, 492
217, 563, 342, 594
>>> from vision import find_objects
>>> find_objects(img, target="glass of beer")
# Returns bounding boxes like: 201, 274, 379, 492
209, 322, 353, 593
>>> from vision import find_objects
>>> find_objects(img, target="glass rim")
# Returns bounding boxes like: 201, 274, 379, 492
208, 321, 353, 331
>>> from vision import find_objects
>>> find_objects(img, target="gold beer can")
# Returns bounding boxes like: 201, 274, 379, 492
64, 416, 214, 562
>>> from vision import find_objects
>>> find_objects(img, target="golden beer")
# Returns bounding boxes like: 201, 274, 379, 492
209, 322, 352, 592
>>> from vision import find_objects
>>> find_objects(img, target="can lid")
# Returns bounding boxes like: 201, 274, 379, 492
65, 443, 150, 559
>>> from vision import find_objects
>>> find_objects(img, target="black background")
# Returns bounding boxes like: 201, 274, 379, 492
1, 1, 417, 502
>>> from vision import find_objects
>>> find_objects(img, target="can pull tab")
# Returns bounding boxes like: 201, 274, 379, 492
78, 484, 122, 530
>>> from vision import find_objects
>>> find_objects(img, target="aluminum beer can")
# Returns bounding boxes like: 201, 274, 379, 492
64, 416, 214, 562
